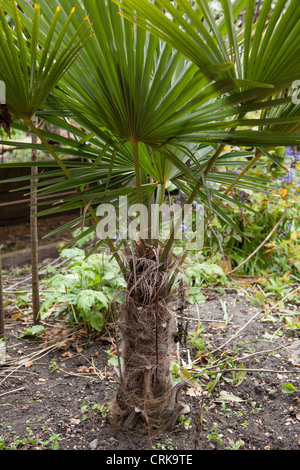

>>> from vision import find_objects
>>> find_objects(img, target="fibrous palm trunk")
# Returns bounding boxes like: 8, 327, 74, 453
112, 242, 185, 431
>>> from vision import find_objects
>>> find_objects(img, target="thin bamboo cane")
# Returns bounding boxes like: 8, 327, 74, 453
0, 246, 4, 338
30, 115, 40, 324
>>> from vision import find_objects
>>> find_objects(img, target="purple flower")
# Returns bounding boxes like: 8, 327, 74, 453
239, 192, 248, 204
192, 201, 202, 212
181, 221, 187, 232
283, 169, 295, 184
284, 146, 300, 164
285, 147, 294, 157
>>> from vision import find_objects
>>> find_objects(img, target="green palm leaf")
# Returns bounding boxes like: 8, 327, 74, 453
117, 0, 300, 85
0, 2, 91, 121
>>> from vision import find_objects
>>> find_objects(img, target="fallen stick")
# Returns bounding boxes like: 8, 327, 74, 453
209, 310, 262, 355
271, 286, 300, 312
210, 367, 300, 375
0, 386, 25, 397
195, 343, 290, 372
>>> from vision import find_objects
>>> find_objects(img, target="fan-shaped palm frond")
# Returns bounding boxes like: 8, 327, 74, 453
0, 1, 91, 121
115, 0, 300, 146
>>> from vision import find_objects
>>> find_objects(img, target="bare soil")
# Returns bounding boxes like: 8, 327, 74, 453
1, 275, 300, 452
0, 213, 78, 254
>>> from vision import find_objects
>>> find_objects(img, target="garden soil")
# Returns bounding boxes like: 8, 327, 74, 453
1, 271, 300, 452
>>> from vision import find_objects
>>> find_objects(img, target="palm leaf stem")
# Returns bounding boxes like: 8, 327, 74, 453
204, 144, 226, 176
160, 171, 205, 263
132, 141, 143, 205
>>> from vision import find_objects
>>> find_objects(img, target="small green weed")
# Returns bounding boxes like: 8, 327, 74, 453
152, 438, 174, 450
207, 424, 223, 447
49, 358, 59, 374
225, 439, 244, 450
0, 422, 61, 450
178, 414, 192, 429
80, 396, 110, 421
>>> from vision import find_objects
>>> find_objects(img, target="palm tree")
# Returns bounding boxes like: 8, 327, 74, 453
1, 0, 299, 431
0, 1, 92, 323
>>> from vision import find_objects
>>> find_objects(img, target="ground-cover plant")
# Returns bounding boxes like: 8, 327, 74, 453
203, 145, 300, 279
1, 0, 300, 432
39, 245, 126, 331
38, 239, 225, 330
0, 420, 62, 450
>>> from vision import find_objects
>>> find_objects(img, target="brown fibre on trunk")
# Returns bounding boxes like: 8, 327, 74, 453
111, 242, 186, 432
0, 104, 12, 138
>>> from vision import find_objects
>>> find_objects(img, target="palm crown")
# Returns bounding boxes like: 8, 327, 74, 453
1, 0, 299, 256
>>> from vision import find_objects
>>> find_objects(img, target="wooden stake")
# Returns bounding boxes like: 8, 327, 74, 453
30, 116, 40, 324
0, 246, 4, 338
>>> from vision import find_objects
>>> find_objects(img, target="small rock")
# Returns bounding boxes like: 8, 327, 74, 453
289, 340, 300, 366
42, 258, 54, 265
70, 418, 80, 425
233, 402, 242, 409
181, 404, 191, 414
89, 439, 99, 450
